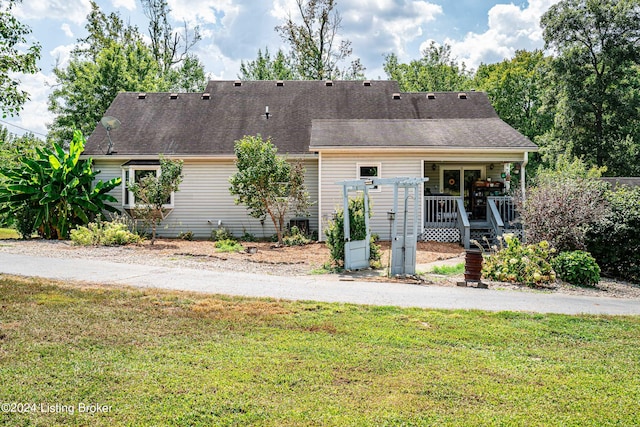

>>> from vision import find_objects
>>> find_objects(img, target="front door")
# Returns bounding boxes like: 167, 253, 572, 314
441, 167, 484, 213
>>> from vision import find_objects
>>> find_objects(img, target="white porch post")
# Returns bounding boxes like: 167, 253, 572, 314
520, 152, 528, 199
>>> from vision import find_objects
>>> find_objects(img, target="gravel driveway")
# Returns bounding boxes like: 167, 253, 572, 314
1, 240, 640, 315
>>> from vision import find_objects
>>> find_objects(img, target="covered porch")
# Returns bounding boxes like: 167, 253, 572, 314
420, 158, 527, 248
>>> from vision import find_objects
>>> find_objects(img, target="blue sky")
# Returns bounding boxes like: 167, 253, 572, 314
4, 0, 560, 137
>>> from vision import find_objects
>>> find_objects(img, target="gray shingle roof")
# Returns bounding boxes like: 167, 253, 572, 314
310, 118, 537, 150
85, 81, 535, 156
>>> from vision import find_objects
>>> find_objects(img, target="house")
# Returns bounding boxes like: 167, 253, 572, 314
85, 80, 537, 247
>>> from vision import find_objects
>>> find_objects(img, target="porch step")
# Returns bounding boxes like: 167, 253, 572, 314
470, 227, 496, 250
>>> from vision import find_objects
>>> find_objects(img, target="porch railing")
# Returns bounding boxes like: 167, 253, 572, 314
487, 196, 519, 229
424, 196, 460, 228
487, 198, 505, 241
424, 196, 470, 248
456, 198, 471, 249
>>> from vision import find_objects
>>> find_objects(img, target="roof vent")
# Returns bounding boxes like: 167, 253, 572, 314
234, 80, 242, 87
325, 80, 333, 87
363, 80, 371, 87
138, 93, 146, 99
201, 93, 210, 100
427, 93, 436, 100
276, 80, 284, 87
392, 93, 401, 100
458, 92, 468, 99
170, 93, 178, 99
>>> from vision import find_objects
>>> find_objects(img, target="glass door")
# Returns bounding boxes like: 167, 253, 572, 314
464, 170, 482, 214
442, 169, 461, 196
441, 166, 484, 217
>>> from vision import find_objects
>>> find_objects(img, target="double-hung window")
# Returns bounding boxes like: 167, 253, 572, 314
122, 161, 175, 209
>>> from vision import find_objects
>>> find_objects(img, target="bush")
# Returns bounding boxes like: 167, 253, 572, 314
14, 203, 38, 239
551, 251, 601, 287
178, 231, 194, 241
283, 225, 311, 246
214, 239, 244, 253
71, 221, 141, 246
325, 195, 381, 268
481, 234, 556, 286
211, 227, 234, 242
586, 186, 640, 283
516, 177, 608, 251
240, 230, 257, 242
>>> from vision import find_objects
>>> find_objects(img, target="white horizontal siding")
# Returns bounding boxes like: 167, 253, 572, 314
94, 159, 319, 240
93, 160, 124, 207
319, 154, 422, 241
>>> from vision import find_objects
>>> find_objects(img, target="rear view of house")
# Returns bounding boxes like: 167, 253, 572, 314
85, 80, 537, 247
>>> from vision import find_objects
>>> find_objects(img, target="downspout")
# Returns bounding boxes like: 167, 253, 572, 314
520, 152, 528, 200
317, 152, 323, 241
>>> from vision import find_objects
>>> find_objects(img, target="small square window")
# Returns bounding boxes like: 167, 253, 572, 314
357, 164, 381, 191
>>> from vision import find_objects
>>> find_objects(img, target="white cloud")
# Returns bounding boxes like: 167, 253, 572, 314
193, 41, 242, 80
61, 23, 74, 38
4, 72, 56, 137
443, 0, 561, 70
14, 0, 92, 25
268, 0, 442, 77
50, 44, 76, 69
111, 0, 136, 10
168, 0, 241, 27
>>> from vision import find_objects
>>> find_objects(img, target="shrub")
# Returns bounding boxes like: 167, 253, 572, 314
14, 203, 38, 239
325, 195, 381, 268
516, 177, 608, 251
586, 186, 640, 282
71, 221, 141, 246
211, 227, 234, 242
551, 251, 601, 287
283, 225, 311, 246
214, 239, 244, 253
481, 234, 556, 286
240, 230, 257, 242
178, 231, 194, 241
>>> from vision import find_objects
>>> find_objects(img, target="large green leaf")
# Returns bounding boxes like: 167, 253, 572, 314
49, 154, 62, 170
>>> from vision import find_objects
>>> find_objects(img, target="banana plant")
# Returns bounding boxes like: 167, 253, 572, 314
0, 130, 121, 239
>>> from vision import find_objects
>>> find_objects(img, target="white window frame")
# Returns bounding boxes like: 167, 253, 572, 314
356, 163, 382, 192
122, 165, 175, 209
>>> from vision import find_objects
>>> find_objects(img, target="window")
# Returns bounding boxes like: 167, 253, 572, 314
121, 162, 174, 208
357, 163, 381, 191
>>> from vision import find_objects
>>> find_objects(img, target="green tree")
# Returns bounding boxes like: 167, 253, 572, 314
276, 0, 365, 80
129, 156, 183, 245
239, 47, 297, 80
0, 130, 121, 239
474, 50, 553, 141
540, 0, 640, 175
586, 185, 640, 282
229, 135, 310, 245
48, 1, 206, 143
0, 0, 41, 118
48, 39, 162, 143
0, 126, 44, 168
384, 42, 472, 92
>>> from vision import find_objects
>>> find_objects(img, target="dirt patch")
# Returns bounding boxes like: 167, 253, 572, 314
144, 239, 464, 269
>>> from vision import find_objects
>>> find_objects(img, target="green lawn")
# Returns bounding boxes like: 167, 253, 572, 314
1, 275, 639, 426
